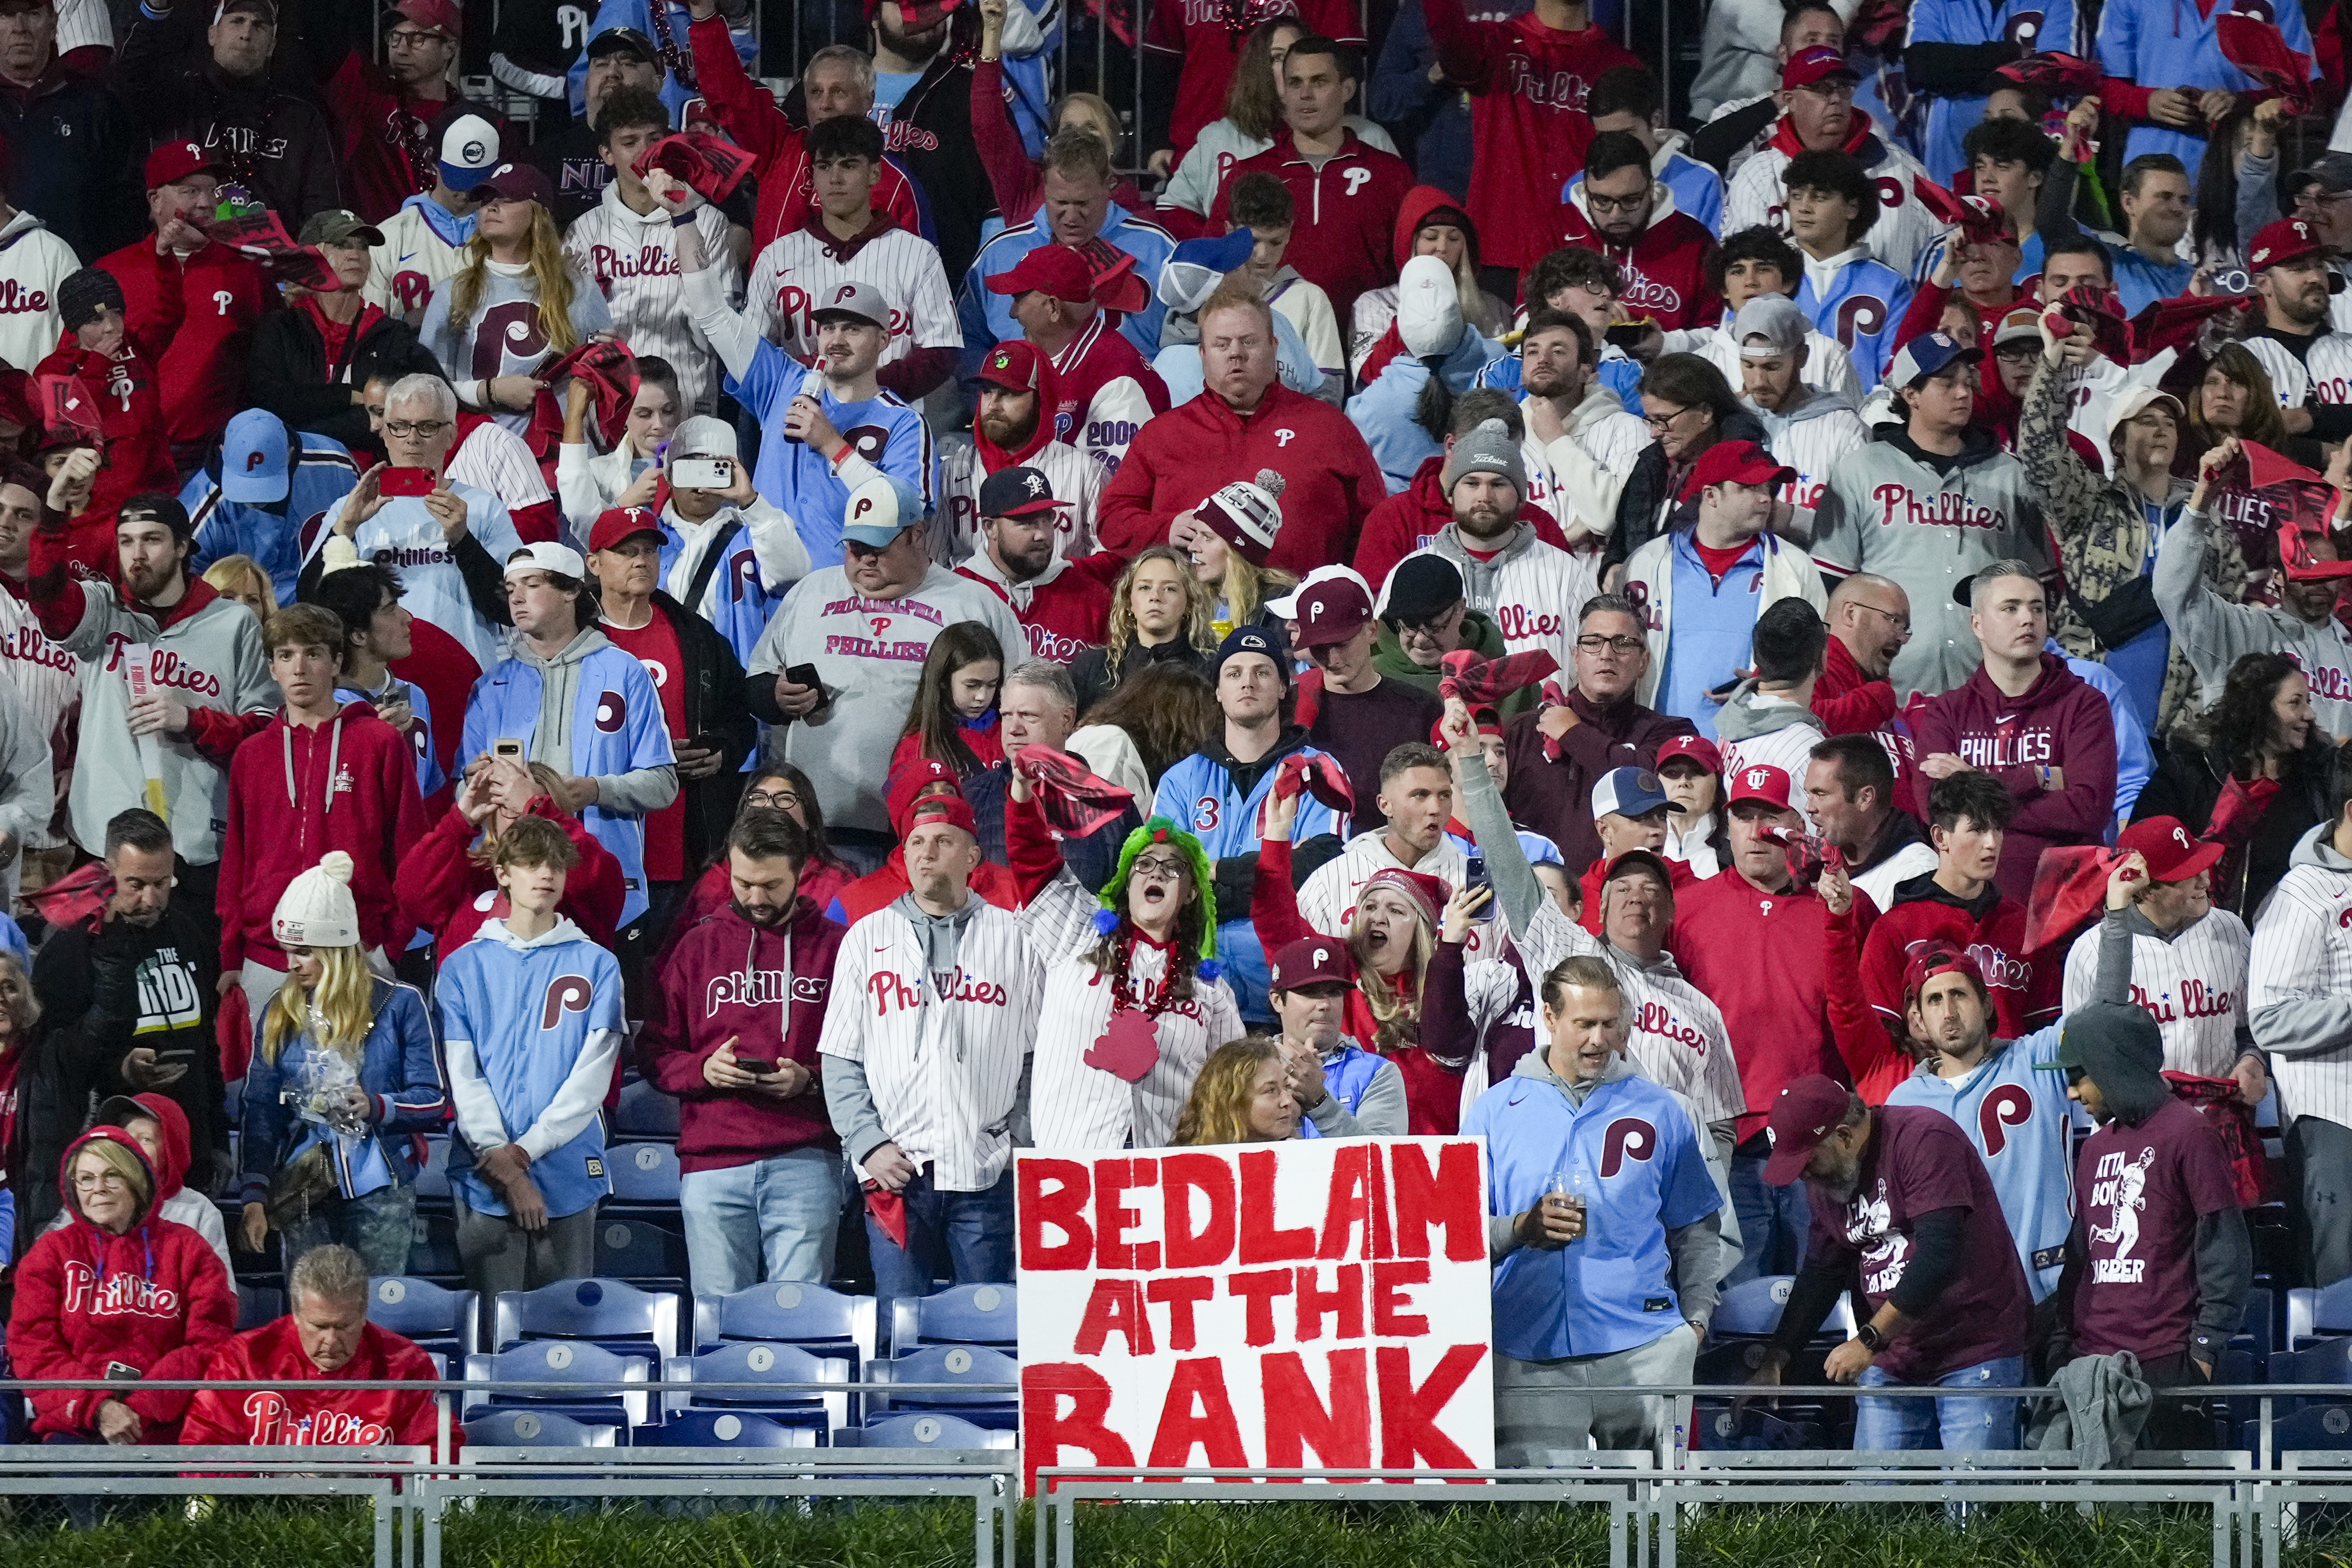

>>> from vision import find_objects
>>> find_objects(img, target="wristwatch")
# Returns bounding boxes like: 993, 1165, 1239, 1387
1855, 1321, 1885, 1353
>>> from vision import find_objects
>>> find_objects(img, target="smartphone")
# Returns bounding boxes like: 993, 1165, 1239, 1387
735, 1057, 776, 1076
494, 738, 525, 760
1465, 851, 1490, 897
1603, 318, 1653, 349
784, 662, 831, 718
380, 466, 437, 497
673, 456, 732, 490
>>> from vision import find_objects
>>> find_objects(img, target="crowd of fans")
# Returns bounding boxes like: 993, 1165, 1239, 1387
0, 0, 2341, 1478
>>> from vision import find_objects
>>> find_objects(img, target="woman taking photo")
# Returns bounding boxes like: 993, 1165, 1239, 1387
554, 356, 684, 533
1071, 546, 1219, 716
887, 623, 1007, 795
238, 854, 444, 1276
1173, 1037, 1302, 1144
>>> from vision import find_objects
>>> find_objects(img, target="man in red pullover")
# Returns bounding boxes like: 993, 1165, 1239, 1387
98, 140, 267, 469
639, 808, 848, 1296
1422, 0, 1639, 277
1912, 561, 2118, 903
1099, 283, 1385, 576
1207, 36, 1414, 329
1559, 131, 1721, 334
218, 602, 426, 1021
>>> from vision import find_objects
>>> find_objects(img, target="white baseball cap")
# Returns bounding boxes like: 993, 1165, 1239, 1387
505, 541, 586, 580
439, 114, 500, 192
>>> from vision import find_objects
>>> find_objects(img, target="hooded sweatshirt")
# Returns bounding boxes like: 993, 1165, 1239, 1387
5, 1127, 236, 1441
0, 206, 74, 373
638, 894, 846, 1174
43, 1092, 233, 1276
1791, 241, 1915, 390
1557, 181, 1722, 335
2249, 822, 2352, 1131
1751, 385, 1869, 533
97, 234, 269, 451
180, 1317, 448, 1452
1722, 109, 1943, 278
1353, 452, 1573, 591
1862, 869, 2058, 1041
1345, 326, 1507, 494
1209, 129, 1417, 329
1381, 521, 1597, 672
1713, 680, 1832, 783
398, 796, 627, 960
1911, 652, 2118, 902
1346, 187, 1508, 383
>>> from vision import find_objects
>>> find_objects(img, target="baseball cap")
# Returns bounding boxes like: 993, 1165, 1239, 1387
1724, 762, 1794, 812
1159, 230, 1254, 312
1762, 1075, 1854, 1184
1732, 294, 1808, 360
588, 506, 664, 555
977, 465, 1066, 519
1268, 563, 1372, 622
1885, 330, 1983, 390
985, 244, 1095, 304
1429, 704, 1501, 746
2292, 151, 2352, 198
976, 340, 1046, 393
1384, 554, 1466, 627
471, 160, 554, 208
390, 0, 460, 37
145, 139, 225, 191
585, 25, 658, 64
1687, 438, 1796, 496
1782, 45, 1860, 91
2117, 815, 2225, 883
439, 114, 500, 193
863, 0, 962, 25
901, 790, 979, 842
213, 0, 276, 22
1600, 847, 1675, 893
506, 541, 586, 581
1653, 734, 1724, 776
1290, 576, 1375, 649
1215, 623, 1289, 684
1992, 304, 2044, 349
669, 414, 737, 461
298, 208, 385, 248
1269, 936, 1356, 991
811, 279, 889, 329
1903, 945, 1985, 1005
886, 758, 960, 836
841, 474, 922, 549
2248, 217, 2341, 283
1590, 766, 1676, 820
119, 495, 194, 540
221, 409, 290, 505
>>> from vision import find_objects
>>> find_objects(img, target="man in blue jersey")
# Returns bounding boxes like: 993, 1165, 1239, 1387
1269, 937, 1407, 1137
187, 410, 361, 606
1885, 949, 2073, 1315
440, 816, 627, 1296
1152, 625, 1345, 1022
1465, 952, 1725, 1460
1784, 149, 1913, 390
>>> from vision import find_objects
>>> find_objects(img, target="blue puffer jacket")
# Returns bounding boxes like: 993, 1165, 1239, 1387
1347, 328, 1505, 494
237, 977, 446, 1205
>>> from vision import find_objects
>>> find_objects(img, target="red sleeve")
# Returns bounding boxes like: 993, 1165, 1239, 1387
2007, 686, 2120, 841
1827, 898, 1908, 1103
1093, 433, 1174, 555
1419, 0, 1498, 92
175, 1339, 248, 1448
1858, 910, 1909, 1031
1352, 501, 1409, 594
124, 1242, 237, 1425
1359, 322, 1404, 384
397, 803, 482, 945
1812, 679, 1898, 736
875, 344, 955, 402
1416, 937, 1479, 1081
183, 706, 271, 765
126, 250, 185, 365
1335, 421, 1388, 544
1144, 0, 1184, 55
1006, 788, 1067, 903
688, 13, 795, 165
538, 797, 626, 943
1248, 835, 1315, 954
2098, 76, 2157, 120
971, 58, 1045, 224
382, 732, 429, 954
1908, 699, 1956, 817
882, 165, 926, 237
9, 1239, 94, 1434
217, 749, 250, 971
24, 514, 93, 638
1892, 276, 1952, 359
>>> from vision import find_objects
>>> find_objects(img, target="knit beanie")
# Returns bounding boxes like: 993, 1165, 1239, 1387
1441, 417, 1526, 497
1197, 468, 1286, 566
273, 851, 360, 949
57, 268, 125, 332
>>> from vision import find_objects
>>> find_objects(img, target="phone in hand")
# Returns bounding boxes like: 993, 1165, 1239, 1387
1464, 851, 1490, 897
783, 662, 831, 719
380, 466, 437, 497
734, 1058, 776, 1076
672, 456, 732, 490
493, 738, 526, 761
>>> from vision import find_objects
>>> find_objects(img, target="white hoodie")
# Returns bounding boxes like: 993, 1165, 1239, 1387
0, 208, 75, 372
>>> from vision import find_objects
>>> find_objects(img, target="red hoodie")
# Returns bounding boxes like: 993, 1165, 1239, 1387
1558, 192, 1721, 335
5, 1127, 236, 1441
1209, 129, 1417, 327
1098, 381, 1388, 575
97, 238, 268, 452
1860, 872, 2061, 1042
638, 895, 847, 1174
180, 1318, 452, 1454
396, 796, 627, 960
1911, 651, 2119, 904
217, 701, 430, 973
35, 283, 182, 572
1354, 453, 1572, 591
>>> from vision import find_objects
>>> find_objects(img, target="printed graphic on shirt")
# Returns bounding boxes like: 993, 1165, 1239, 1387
2087, 1147, 2154, 1283
132, 945, 203, 1037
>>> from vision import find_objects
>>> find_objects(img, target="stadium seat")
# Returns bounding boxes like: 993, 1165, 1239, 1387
2247, 1402, 2352, 1456
493, 1277, 682, 1369
368, 1276, 480, 1361
892, 1282, 1016, 1356
660, 1343, 852, 1434
463, 1340, 652, 1429
2271, 1338, 2352, 1413
640, 1409, 820, 1449
606, 1142, 683, 1207
615, 1079, 681, 1140
237, 1283, 283, 1332
841, 1413, 1017, 1451
864, 1346, 1019, 1430
695, 1281, 878, 1364
2286, 1279, 2352, 1349
463, 1407, 620, 1448
593, 1214, 689, 1287
2239, 1287, 2277, 1364
409, 1211, 464, 1281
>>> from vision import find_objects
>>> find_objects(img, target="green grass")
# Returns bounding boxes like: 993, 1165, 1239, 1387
0, 1496, 2340, 1567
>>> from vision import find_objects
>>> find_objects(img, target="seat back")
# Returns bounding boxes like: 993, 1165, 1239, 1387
592, 1215, 689, 1283
369, 1276, 480, 1359
642, 1409, 819, 1449
615, 1079, 680, 1139
606, 1142, 682, 1204
237, 1283, 284, 1332
866, 1346, 1020, 1427
892, 1283, 1017, 1356
2314, 1278, 2352, 1339
463, 1341, 650, 1427
696, 1282, 877, 1363
1708, 1276, 1797, 1338
414, 1135, 452, 1202
851, 1413, 1017, 1450
462, 1408, 618, 1448
663, 1343, 849, 1431
2271, 1334, 2352, 1406
493, 1277, 682, 1365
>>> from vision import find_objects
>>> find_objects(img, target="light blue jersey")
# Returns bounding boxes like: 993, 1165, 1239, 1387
1884, 1023, 2072, 1301
1912, 0, 2081, 183
1565, 150, 1725, 237
186, 434, 360, 605
1795, 253, 1915, 390
956, 203, 1176, 375
1296, 1045, 1389, 1141
338, 675, 444, 800
726, 351, 934, 569
2098, 0, 2317, 182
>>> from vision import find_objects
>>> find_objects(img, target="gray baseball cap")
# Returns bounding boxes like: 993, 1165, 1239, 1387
811, 280, 890, 330
1733, 294, 1809, 360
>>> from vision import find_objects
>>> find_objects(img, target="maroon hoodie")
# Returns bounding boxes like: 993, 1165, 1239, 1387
1500, 690, 1698, 874
637, 894, 846, 1174
1353, 453, 1572, 593
1911, 651, 2118, 903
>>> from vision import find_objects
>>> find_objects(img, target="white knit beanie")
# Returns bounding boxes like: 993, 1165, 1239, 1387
273, 851, 359, 949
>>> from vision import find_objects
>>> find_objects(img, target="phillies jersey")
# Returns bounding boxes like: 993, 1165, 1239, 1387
2063, 908, 2251, 1080
745, 214, 960, 373
1208, 130, 1415, 326
955, 551, 1113, 662
732, 356, 934, 569
2241, 330, 2352, 412
934, 432, 1102, 568
1724, 113, 1944, 278
180, 1318, 446, 1451
1885, 1025, 2073, 1301
1030, 944, 1244, 1149
418, 265, 615, 437
1558, 188, 1722, 334
310, 484, 524, 671
1753, 392, 1868, 520
363, 196, 472, 318
1151, 743, 1344, 863
1861, 878, 2061, 1040
1145, 0, 1367, 156
1050, 312, 1171, 482
2249, 829, 2352, 1130
1795, 246, 1915, 390
1913, 0, 2078, 182
0, 209, 74, 372
562, 187, 740, 413
98, 237, 269, 449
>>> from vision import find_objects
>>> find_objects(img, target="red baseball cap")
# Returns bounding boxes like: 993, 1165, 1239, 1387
1077, 243, 1152, 316
1782, 45, 1860, 91
1269, 937, 1356, 991
146, 138, 226, 191
1902, 945, 1985, 1005
2248, 217, 2340, 279
887, 758, 962, 838
1291, 577, 1375, 649
862, 0, 961, 26
391, 0, 461, 37
901, 790, 978, 842
588, 506, 664, 555
2117, 815, 2225, 882
977, 340, 1045, 393
1724, 762, 1793, 812
1653, 734, 1724, 775
1429, 704, 1503, 747
1763, 1074, 1854, 1185
1686, 439, 1796, 500
985, 244, 1095, 304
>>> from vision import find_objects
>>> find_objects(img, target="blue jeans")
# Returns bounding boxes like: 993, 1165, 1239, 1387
1854, 1355, 2025, 1453
1725, 1152, 1812, 1286
866, 1164, 1015, 1349
280, 1181, 416, 1279
680, 1147, 845, 1297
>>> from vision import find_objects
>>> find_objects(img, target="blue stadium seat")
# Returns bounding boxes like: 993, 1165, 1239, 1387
413, 1135, 452, 1212
660, 1344, 851, 1433
237, 1283, 283, 1332
615, 1079, 681, 1140
2249, 1402, 2352, 1456
695, 1281, 878, 1363
493, 1277, 682, 1369
368, 1276, 480, 1361
593, 1215, 689, 1286
2287, 1280, 2352, 1349
463, 1340, 652, 1429
864, 1346, 1019, 1430
607, 1142, 683, 1207
2271, 1338, 2352, 1413
1706, 1276, 1857, 1341
640, 1409, 820, 1449
2239, 1287, 2278, 1364
892, 1282, 1016, 1357
841, 1413, 1017, 1451
463, 1408, 620, 1448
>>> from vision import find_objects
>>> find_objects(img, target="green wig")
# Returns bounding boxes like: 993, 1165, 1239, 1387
1093, 816, 1220, 977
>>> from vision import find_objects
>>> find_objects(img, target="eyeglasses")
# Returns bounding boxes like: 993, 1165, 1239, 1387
1576, 634, 1644, 655
1993, 341, 2041, 362
72, 1172, 128, 1192
1584, 190, 1651, 216
1849, 601, 1912, 635
1130, 855, 1188, 882
745, 789, 801, 812
1797, 80, 1856, 102
385, 28, 444, 49
384, 419, 449, 440
1643, 404, 1695, 432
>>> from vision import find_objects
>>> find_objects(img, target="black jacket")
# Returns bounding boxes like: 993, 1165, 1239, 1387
117, 4, 344, 225
1603, 407, 1770, 576
2134, 735, 2337, 921
243, 303, 440, 455
0, 65, 145, 262
1069, 636, 1216, 720
647, 589, 757, 875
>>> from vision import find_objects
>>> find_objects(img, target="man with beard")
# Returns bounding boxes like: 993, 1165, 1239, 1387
638, 809, 848, 1297
1735, 294, 1864, 542
1751, 1073, 2035, 1453
2238, 220, 2352, 443
953, 466, 1110, 661
527, 26, 663, 228
1559, 131, 1721, 335
936, 342, 1102, 567
1518, 311, 1652, 552
118, 0, 342, 226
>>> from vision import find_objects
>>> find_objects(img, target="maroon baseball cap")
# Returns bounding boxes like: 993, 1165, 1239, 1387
1653, 734, 1724, 776
588, 506, 664, 555
146, 138, 226, 191
1687, 439, 1796, 498
2118, 815, 2225, 882
1269, 936, 1356, 991
390, 0, 460, 37
1724, 762, 1793, 812
2248, 219, 2344, 285
985, 244, 1096, 304
1782, 45, 1860, 91
1902, 945, 1985, 1005
470, 160, 556, 209
1291, 577, 1375, 649
1763, 1074, 1854, 1185
977, 339, 1046, 393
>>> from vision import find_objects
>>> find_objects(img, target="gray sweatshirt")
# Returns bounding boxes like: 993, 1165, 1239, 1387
2157, 504, 2352, 742
512, 625, 678, 817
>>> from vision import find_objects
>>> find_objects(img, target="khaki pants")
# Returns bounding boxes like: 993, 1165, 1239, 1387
1495, 1320, 1699, 1463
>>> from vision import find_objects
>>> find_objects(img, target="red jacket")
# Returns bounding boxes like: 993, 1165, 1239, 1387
397, 796, 627, 960
1146, 0, 1367, 156
180, 1318, 451, 1453
1210, 129, 1417, 327
956, 555, 1115, 663
6, 1128, 236, 1441
1354, 453, 1571, 591
34, 281, 182, 572
1050, 311, 1171, 458
98, 238, 268, 451
638, 895, 846, 1173
1911, 652, 2119, 903
1860, 874, 2061, 1043
1098, 383, 1388, 575
1558, 196, 1720, 335
219, 701, 429, 972
1420, 0, 1640, 269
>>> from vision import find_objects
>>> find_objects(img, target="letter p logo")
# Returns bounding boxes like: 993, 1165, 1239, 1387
541, 975, 594, 1030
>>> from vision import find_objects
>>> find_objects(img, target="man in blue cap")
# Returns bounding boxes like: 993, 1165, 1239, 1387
187, 409, 362, 605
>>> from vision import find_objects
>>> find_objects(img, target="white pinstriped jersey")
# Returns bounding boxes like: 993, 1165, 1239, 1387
1028, 944, 1244, 1150
816, 870, 1098, 1191
0, 580, 79, 850
364, 202, 466, 318
744, 222, 960, 369
1723, 138, 1943, 278
2241, 332, 2352, 412
562, 187, 740, 413
1299, 830, 1470, 942
1671, 318, 1864, 401
931, 434, 1102, 568
1719, 711, 1829, 786
2249, 841, 2352, 1129
1531, 390, 1651, 545
2062, 910, 2249, 1080
1378, 534, 1598, 671
447, 419, 553, 517
1756, 401, 1869, 518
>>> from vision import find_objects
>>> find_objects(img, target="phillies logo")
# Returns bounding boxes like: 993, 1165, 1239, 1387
1493, 603, 1565, 643
1341, 166, 1372, 197
1967, 942, 2032, 990
1836, 296, 1888, 347
240, 1392, 391, 1448
1024, 624, 1091, 660
540, 975, 594, 1029
101, 636, 224, 697
1870, 485, 2010, 531
1977, 1083, 2034, 1156
0, 279, 49, 315
2002, 9, 2044, 45
841, 425, 893, 465
1500, 59, 1592, 109
246, 447, 269, 474
1633, 999, 1709, 1054
393, 270, 431, 313
730, 553, 763, 604
1274, 428, 1296, 446
594, 690, 627, 732
1617, 273, 1684, 316
60, 1260, 181, 1319
1599, 1117, 1657, 1178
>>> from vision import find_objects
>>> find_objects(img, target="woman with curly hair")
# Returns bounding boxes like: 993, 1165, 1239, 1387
1172, 1036, 1301, 1144
1066, 663, 1219, 797
1068, 545, 1219, 717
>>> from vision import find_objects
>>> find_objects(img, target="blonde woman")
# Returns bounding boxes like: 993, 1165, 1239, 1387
200, 554, 276, 618
1173, 1037, 1301, 1144
1190, 512, 1296, 640
1069, 544, 1219, 717
237, 853, 444, 1276
419, 162, 612, 437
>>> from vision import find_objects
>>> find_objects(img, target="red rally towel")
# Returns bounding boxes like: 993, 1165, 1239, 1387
862, 1181, 908, 1249
1995, 51, 2105, 97
632, 132, 756, 205
2022, 844, 2123, 953
536, 339, 640, 448
29, 860, 112, 936
1438, 648, 1560, 708
2164, 1072, 2277, 1207
2217, 13, 2318, 113
1265, 752, 1355, 831
1013, 744, 1134, 838
217, 983, 252, 1083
